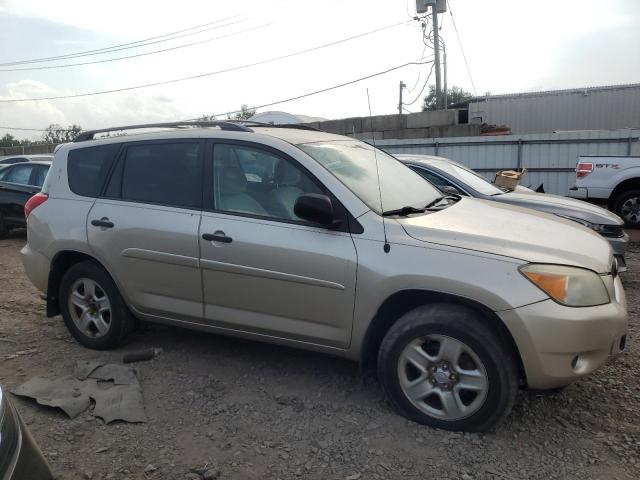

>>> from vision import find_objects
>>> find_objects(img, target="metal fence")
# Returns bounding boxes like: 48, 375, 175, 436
0, 143, 57, 157
375, 129, 640, 196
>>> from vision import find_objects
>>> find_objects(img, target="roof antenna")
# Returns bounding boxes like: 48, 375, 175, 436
366, 88, 390, 254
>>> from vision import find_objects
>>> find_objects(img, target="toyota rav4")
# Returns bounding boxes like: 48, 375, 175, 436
21, 121, 628, 432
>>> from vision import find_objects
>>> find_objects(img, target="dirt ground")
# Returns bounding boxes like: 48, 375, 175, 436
1, 231, 639, 480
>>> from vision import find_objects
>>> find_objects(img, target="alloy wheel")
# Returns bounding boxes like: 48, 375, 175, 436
620, 196, 640, 225
397, 334, 488, 421
68, 278, 112, 339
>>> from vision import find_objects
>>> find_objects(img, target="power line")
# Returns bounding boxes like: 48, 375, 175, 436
447, 0, 476, 95
1, 60, 431, 131
193, 60, 432, 120
0, 15, 247, 67
402, 61, 435, 107
0, 126, 50, 132
0, 22, 274, 72
0, 22, 409, 103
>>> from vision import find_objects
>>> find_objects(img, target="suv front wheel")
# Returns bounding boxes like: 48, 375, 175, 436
377, 303, 518, 432
59, 261, 134, 350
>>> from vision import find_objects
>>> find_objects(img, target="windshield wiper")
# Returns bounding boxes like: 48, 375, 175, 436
425, 196, 446, 208
382, 206, 426, 217
426, 194, 461, 209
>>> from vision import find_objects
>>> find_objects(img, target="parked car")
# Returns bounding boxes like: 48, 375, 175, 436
568, 155, 640, 228
0, 154, 53, 167
0, 386, 53, 479
397, 154, 629, 271
0, 161, 51, 238
21, 121, 627, 432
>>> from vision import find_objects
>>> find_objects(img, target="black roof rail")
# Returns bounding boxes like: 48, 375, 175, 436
232, 120, 320, 132
74, 121, 253, 142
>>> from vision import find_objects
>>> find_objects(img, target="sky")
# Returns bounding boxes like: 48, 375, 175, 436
0, 0, 639, 140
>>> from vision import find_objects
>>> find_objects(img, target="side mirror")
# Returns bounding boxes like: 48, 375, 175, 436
294, 193, 334, 226
442, 185, 460, 195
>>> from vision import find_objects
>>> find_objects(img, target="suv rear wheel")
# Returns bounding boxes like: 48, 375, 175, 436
612, 189, 640, 227
59, 261, 134, 350
377, 303, 518, 432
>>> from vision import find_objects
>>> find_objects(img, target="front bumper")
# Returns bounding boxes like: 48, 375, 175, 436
498, 275, 628, 389
606, 233, 629, 272
606, 232, 629, 257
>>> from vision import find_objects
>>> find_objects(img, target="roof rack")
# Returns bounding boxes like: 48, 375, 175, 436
232, 120, 320, 132
74, 121, 253, 142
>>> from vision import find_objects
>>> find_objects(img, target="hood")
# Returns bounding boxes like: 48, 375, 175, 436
398, 197, 613, 273
492, 191, 623, 226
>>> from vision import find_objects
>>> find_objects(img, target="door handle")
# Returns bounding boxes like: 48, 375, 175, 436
91, 218, 114, 228
202, 233, 232, 243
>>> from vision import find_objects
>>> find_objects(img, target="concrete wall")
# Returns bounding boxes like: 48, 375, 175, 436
305, 110, 480, 139
376, 129, 640, 196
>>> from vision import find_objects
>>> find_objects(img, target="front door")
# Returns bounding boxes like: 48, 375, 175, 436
87, 140, 204, 321
199, 141, 358, 348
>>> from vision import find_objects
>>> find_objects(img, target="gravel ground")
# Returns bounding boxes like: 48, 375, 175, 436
0, 231, 639, 480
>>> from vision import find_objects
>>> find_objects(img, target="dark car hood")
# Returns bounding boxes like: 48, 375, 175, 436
491, 191, 623, 226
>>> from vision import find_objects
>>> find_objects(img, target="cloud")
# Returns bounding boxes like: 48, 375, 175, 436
0, 80, 186, 140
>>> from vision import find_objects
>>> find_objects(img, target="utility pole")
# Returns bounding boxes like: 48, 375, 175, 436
431, 2, 442, 110
443, 49, 448, 109
398, 81, 406, 115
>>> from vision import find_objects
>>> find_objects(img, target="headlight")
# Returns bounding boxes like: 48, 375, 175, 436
519, 264, 610, 307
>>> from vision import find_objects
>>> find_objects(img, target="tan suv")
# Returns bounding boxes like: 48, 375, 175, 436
21, 121, 628, 432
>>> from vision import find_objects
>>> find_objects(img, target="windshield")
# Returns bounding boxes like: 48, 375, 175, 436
434, 161, 504, 196
299, 141, 442, 214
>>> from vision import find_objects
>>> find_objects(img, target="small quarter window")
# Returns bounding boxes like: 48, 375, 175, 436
68, 144, 120, 197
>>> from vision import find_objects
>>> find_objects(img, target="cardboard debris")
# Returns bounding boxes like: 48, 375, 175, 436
495, 169, 527, 190
12, 361, 146, 423
75, 360, 140, 385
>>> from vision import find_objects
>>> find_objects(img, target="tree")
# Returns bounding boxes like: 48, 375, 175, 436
42, 124, 82, 143
0, 133, 33, 148
197, 114, 217, 121
226, 104, 256, 121
422, 85, 473, 111
0, 133, 18, 147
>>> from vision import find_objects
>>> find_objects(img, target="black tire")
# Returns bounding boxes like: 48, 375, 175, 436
0, 213, 8, 239
377, 303, 518, 432
59, 260, 134, 350
612, 189, 640, 227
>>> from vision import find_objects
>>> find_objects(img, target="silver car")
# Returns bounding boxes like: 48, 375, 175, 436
397, 154, 629, 270
21, 121, 628, 432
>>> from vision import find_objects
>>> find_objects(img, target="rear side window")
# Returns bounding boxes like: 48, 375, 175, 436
3, 164, 33, 185
68, 144, 120, 197
115, 142, 201, 209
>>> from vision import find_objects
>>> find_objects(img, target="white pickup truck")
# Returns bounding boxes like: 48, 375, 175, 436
569, 155, 640, 228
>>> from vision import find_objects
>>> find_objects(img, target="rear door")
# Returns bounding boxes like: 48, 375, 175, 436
0, 164, 41, 225
87, 140, 204, 322
198, 141, 358, 348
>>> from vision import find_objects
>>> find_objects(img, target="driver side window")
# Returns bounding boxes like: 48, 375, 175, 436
212, 144, 323, 222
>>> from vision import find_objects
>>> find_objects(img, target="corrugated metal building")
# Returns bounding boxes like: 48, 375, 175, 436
466, 83, 640, 134
376, 129, 640, 196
